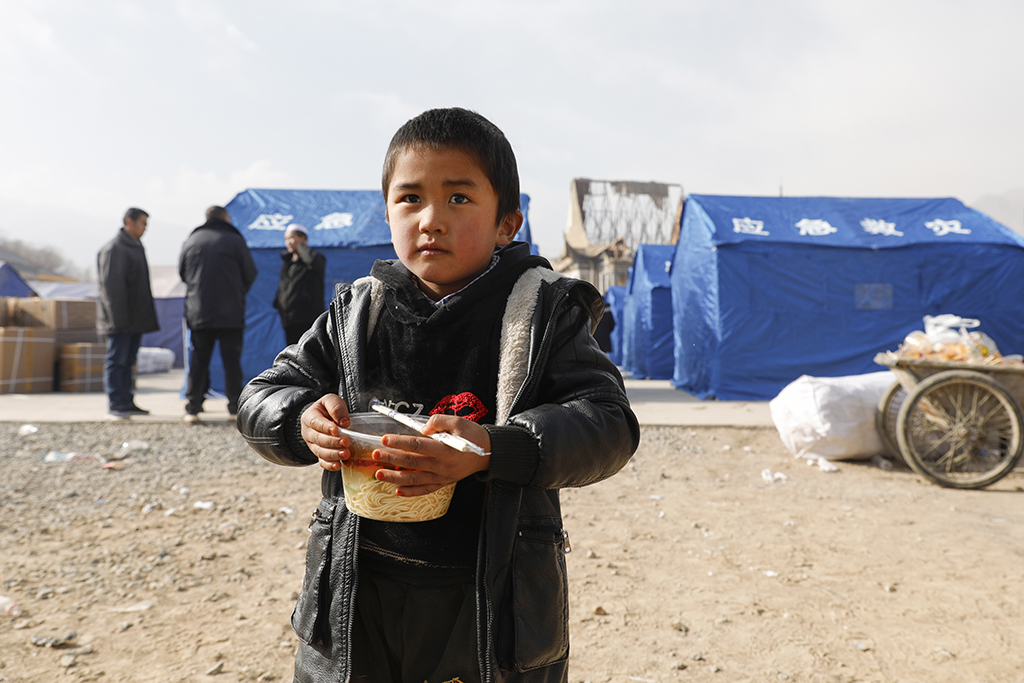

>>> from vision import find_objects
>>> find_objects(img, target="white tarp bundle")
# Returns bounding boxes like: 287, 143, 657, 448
769, 371, 896, 461
137, 347, 175, 374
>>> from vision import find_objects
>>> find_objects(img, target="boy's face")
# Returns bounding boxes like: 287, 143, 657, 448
386, 146, 522, 301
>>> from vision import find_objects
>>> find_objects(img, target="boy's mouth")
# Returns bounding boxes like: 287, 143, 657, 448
417, 243, 448, 255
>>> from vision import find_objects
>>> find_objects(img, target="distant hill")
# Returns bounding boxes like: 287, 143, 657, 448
971, 188, 1024, 236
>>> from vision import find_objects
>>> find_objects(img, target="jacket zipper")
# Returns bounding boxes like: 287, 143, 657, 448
332, 290, 361, 683
484, 285, 572, 682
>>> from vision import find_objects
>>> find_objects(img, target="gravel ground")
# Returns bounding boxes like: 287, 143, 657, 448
0, 420, 320, 682
3, 421, 1024, 683
0, 421, 287, 566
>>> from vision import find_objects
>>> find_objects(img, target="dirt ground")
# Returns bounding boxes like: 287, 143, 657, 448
2, 422, 1023, 683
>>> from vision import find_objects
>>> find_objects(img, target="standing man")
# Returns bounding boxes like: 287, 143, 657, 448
273, 223, 326, 345
178, 206, 257, 423
97, 208, 159, 420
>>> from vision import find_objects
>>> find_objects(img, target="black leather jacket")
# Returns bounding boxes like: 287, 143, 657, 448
96, 228, 159, 335
178, 219, 257, 330
237, 263, 639, 682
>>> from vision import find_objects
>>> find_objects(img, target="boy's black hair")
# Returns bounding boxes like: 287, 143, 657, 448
382, 107, 521, 226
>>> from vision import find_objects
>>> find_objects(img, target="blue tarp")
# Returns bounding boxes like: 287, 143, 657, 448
193, 188, 535, 395
141, 267, 186, 368
0, 263, 36, 297
26, 280, 97, 299
603, 285, 627, 366
621, 245, 675, 379
672, 195, 1024, 400
146, 298, 185, 367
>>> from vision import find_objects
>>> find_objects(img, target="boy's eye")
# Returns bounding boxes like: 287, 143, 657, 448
398, 194, 420, 204
450, 194, 470, 205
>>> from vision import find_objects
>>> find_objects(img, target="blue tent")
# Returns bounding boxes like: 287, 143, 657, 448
142, 267, 186, 368
621, 245, 675, 379
192, 188, 535, 395
0, 262, 36, 297
603, 285, 627, 366
672, 195, 1024, 400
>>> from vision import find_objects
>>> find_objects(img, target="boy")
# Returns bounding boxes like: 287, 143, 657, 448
237, 107, 640, 682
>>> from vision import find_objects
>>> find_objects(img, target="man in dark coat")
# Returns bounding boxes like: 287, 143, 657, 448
97, 207, 160, 419
178, 206, 257, 422
273, 223, 326, 345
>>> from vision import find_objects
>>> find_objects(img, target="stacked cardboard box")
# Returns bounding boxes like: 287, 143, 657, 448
7, 298, 100, 345
0, 326, 56, 394
58, 342, 106, 392
0, 297, 100, 394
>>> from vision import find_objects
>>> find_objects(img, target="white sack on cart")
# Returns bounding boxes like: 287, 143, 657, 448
769, 371, 896, 461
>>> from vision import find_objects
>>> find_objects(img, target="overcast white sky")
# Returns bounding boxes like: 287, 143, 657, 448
2, 0, 1023, 273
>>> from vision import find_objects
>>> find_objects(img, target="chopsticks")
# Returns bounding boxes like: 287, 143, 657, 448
368, 400, 488, 457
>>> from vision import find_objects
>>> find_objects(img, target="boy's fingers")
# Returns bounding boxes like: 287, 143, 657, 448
309, 438, 349, 455
301, 420, 345, 447
378, 434, 433, 456
420, 413, 457, 435
419, 415, 490, 454
394, 483, 446, 497
301, 396, 350, 434
306, 416, 340, 438
373, 464, 443, 488
372, 450, 425, 475
317, 457, 343, 471
321, 396, 350, 427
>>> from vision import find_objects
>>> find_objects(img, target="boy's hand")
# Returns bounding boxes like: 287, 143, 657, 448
301, 395, 352, 471
373, 414, 491, 497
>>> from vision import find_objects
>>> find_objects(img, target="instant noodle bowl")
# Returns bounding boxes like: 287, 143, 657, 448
339, 413, 456, 522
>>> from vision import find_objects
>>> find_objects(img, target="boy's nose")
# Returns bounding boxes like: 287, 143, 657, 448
417, 205, 446, 233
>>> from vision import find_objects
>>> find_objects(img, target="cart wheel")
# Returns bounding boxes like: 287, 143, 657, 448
876, 382, 907, 464
896, 370, 1024, 489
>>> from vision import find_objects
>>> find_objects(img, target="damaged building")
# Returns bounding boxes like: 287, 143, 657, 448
553, 178, 684, 293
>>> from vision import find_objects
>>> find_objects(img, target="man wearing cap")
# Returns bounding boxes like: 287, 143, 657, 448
273, 223, 326, 346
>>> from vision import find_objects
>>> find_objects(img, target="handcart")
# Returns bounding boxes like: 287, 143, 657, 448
874, 352, 1024, 489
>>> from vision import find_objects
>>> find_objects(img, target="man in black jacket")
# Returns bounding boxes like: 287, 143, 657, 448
273, 224, 326, 345
97, 207, 159, 419
178, 206, 257, 423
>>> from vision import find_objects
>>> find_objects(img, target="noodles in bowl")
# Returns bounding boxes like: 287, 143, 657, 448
339, 413, 456, 522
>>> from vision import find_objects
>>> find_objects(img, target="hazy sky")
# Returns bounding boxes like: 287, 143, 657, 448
2, 0, 1022, 272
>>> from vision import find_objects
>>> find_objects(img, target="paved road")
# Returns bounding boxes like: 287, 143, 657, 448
0, 369, 774, 428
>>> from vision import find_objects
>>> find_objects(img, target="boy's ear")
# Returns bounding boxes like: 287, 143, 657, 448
496, 210, 524, 247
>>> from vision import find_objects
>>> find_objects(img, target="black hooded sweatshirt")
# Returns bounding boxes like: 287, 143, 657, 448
359, 242, 549, 576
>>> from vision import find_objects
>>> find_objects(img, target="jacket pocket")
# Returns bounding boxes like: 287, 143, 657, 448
510, 522, 569, 670
291, 497, 336, 645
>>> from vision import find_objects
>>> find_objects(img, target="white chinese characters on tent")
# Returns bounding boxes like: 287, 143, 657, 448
672, 195, 1024, 401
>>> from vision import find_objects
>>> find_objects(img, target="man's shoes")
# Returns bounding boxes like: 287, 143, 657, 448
183, 413, 201, 425
125, 404, 150, 416
109, 409, 131, 420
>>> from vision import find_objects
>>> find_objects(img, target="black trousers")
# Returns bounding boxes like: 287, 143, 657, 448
349, 567, 479, 682
186, 328, 243, 414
